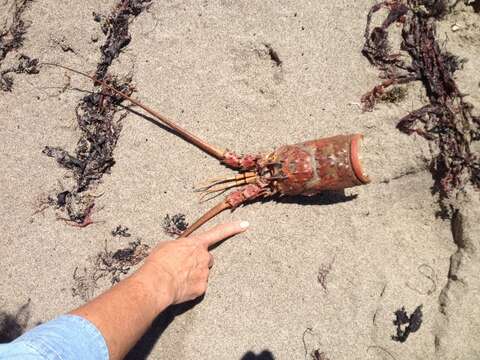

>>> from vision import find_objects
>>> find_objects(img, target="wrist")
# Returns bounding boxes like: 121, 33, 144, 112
132, 263, 175, 313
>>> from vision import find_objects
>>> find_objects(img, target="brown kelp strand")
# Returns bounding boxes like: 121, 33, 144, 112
362, 0, 480, 214
0, 0, 38, 91
44, 0, 152, 225
95, 0, 152, 79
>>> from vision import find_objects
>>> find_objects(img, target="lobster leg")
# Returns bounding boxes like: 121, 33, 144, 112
181, 183, 269, 237
222, 152, 261, 171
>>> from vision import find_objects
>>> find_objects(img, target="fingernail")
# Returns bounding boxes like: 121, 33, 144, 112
239, 221, 249, 229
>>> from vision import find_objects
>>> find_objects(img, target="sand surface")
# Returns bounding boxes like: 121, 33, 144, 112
0, 1, 479, 359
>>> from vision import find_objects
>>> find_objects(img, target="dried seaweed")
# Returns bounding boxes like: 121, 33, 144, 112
0, 0, 32, 61
470, 0, 480, 12
0, 0, 38, 91
264, 44, 282, 67
72, 266, 100, 301
301, 328, 328, 360
44, 0, 152, 225
380, 86, 408, 104
51, 36, 76, 54
302, 328, 315, 360
455, 0, 480, 12
361, 0, 480, 214
0, 53, 38, 91
96, 240, 149, 285
392, 305, 423, 342
95, 0, 152, 79
112, 225, 131, 237
72, 239, 150, 300
43, 75, 134, 224
0, 300, 31, 343
310, 351, 330, 360
96, 239, 150, 284
162, 213, 189, 236
317, 255, 335, 292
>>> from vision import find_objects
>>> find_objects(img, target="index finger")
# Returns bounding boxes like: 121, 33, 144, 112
193, 221, 249, 248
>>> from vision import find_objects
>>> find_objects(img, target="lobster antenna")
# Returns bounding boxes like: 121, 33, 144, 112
43, 63, 226, 161
180, 201, 232, 237
196, 172, 257, 192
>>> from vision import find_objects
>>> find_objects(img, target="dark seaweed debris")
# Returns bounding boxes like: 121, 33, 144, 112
317, 255, 335, 292
0, 53, 38, 91
310, 351, 330, 360
470, 0, 480, 12
0, 0, 32, 62
112, 225, 131, 237
265, 44, 282, 67
362, 0, 480, 214
392, 305, 423, 343
44, 0, 152, 225
72, 239, 150, 300
0, 0, 38, 91
0, 300, 31, 343
380, 86, 408, 104
94, 239, 150, 284
95, 0, 152, 79
72, 266, 99, 301
43, 75, 134, 224
455, 0, 480, 12
162, 213, 189, 236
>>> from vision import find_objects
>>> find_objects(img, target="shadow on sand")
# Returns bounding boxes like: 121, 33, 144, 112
125, 297, 202, 360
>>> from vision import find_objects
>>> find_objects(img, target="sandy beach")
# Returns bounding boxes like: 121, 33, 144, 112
1, 1, 479, 359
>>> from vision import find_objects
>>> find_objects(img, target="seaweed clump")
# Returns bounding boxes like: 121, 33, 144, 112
72, 239, 150, 300
380, 86, 408, 104
95, 0, 152, 79
96, 239, 150, 284
112, 225, 131, 237
162, 214, 189, 236
43, 0, 152, 226
43, 76, 134, 225
361, 0, 480, 215
0, 0, 38, 91
392, 305, 423, 342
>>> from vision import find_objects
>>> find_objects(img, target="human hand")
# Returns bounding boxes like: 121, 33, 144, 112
141, 221, 249, 306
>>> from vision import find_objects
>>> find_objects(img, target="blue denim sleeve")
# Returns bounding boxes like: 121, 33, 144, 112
0, 315, 109, 360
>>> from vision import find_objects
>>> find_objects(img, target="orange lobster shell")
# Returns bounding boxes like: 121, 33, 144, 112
271, 134, 369, 196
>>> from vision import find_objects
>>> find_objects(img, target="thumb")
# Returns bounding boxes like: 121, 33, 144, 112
193, 221, 249, 248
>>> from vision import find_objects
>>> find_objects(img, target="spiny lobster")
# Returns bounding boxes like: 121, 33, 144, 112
47, 64, 370, 237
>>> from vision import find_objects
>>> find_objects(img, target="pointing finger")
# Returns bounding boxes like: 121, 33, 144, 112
194, 221, 249, 248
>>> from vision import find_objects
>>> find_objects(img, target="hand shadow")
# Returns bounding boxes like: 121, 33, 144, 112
125, 296, 203, 360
